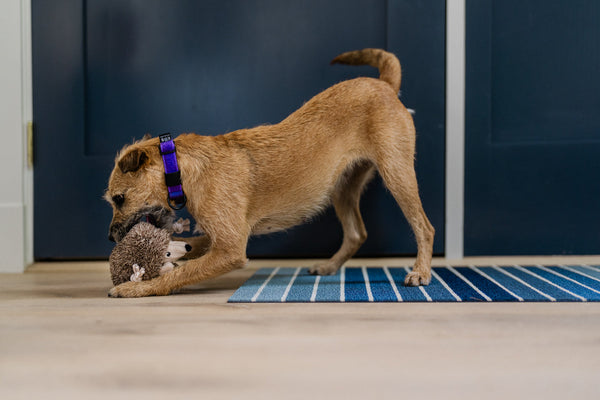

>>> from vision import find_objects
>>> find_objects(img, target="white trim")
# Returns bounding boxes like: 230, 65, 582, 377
21, 0, 34, 268
445, 0, 466, 260
0, 0, 32, 273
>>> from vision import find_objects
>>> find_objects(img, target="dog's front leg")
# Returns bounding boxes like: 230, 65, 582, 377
108, 247, 247, 298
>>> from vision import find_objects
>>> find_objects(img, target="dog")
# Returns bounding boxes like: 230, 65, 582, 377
105, 48, 434, 297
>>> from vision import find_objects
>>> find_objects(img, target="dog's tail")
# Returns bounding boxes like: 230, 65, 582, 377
331, 48, 401, 93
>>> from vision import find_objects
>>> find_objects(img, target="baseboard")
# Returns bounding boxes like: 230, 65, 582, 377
0, 204, 26, 273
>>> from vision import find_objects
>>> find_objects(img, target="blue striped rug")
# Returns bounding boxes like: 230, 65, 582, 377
228, 265, 600, 303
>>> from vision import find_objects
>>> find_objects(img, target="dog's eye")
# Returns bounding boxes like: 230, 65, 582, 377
166, 252, 171, 257
112, 194, 125, 207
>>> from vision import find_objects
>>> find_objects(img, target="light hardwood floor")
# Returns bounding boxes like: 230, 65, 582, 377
1, 256, 600, 400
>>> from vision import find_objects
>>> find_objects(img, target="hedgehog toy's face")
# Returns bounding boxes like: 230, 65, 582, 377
165, 241, 191, 263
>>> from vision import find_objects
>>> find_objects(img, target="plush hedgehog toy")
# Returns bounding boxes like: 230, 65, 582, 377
109, 220, 192, 286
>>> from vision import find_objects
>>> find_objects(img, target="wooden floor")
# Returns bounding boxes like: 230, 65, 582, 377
2, 256, 600, 400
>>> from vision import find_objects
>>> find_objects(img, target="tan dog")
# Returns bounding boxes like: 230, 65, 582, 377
106, 48, 434, 298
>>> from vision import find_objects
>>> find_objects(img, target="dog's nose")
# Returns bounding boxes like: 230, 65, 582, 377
185, 244, 192, 252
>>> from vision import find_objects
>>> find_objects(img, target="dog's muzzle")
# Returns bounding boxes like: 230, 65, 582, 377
108, 223, 123, 242
108, 206, 176, 242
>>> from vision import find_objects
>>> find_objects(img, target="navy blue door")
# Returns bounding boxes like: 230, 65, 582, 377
33, 0, 445, 259
465, 0, 600, 255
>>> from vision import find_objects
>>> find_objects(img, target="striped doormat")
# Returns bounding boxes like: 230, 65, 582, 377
228, 265, 600, 303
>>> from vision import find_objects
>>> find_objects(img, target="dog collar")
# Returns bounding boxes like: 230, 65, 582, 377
159, 133, 187, 210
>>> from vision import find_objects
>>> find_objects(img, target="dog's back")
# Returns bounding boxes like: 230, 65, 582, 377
225, 49, 413, 232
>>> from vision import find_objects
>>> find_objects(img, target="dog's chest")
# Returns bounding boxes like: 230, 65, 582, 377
251, 202, 329, 235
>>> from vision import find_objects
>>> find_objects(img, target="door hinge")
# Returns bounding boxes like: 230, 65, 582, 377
27, 121, 34, 169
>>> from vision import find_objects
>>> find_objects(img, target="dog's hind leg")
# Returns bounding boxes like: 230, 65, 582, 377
310, 160, 376, 276
376, 142, 435, 286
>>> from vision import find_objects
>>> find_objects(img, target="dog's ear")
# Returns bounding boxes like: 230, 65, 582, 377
142, 133, 152, 141
118, 148, 149, 174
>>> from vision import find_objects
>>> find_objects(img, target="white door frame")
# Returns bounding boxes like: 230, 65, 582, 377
445, 0, 466, 260
0, 0, 33, 273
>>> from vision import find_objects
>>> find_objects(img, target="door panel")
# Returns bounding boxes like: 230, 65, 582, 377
465, 0, 600, 255
33, 0, 445, 259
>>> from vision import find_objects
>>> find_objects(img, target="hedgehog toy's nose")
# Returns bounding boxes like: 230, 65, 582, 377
185, 244, 192, 252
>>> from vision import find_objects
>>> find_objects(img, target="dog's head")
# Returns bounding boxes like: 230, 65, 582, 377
105, 138, 175, 242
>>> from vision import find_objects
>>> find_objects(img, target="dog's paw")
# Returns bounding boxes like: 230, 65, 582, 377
108, 286, 122, 298
309, 261, 340, 276
108, 281, 170, 298
108, 281, 144, 298
404, 269, 431, 286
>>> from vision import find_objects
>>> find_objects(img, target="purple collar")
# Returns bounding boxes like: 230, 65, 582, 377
159, 133, 187, 210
